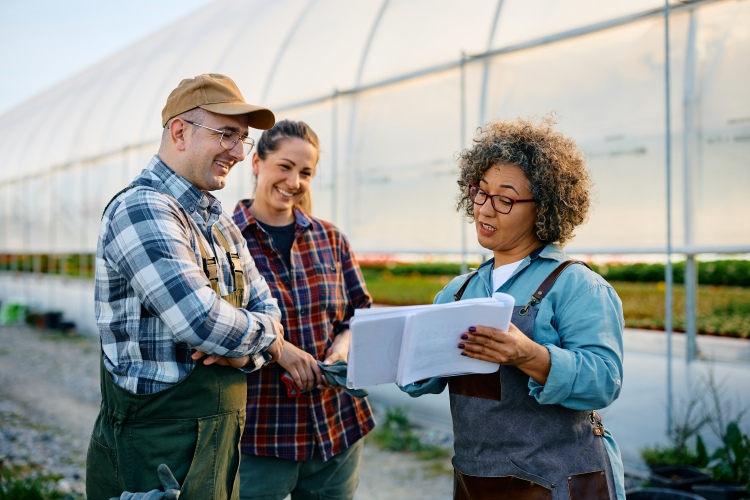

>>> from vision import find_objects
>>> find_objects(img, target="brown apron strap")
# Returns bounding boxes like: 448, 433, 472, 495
532, 260, 590, 302
519, 260, 591, 316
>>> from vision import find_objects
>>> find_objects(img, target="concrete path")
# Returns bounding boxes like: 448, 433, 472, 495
365, 328, 750, 472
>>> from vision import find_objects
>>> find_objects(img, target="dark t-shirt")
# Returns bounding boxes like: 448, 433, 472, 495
257, 220, 296, 268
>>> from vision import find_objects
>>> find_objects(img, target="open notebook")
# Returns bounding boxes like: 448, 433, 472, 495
347, 293, 514, 389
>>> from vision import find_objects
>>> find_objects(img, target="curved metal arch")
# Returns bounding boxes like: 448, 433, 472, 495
342, 0, 390, 234
478, 0, 505, 127
136, 3, 230, 138
259, 0, 317, 103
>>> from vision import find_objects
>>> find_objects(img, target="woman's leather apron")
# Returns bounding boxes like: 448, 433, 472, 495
448, 261, 616, 500
87, 217, 248, 500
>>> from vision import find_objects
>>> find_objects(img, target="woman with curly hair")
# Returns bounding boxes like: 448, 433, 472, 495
402, 116, 625, 499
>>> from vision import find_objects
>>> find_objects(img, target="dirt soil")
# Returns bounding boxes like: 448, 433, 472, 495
0, 325, 453, 499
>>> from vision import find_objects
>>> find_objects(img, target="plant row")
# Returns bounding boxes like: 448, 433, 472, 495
358, 259, 750, 287
2, 253, 749, 287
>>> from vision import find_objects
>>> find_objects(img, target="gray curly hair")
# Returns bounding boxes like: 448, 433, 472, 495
456, 115, 591, 247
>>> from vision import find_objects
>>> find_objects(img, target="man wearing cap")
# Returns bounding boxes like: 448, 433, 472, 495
86, 74, 284, 500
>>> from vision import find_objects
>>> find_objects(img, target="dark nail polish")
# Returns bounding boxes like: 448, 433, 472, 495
460, 352, 467, 356
458, 343, 465, 349
461, 333, 468, 340
468, 326, 476, 332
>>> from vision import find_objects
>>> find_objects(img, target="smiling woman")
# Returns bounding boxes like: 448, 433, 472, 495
231, 120, 375, 500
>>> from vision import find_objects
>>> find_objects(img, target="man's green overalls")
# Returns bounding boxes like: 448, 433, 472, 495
87, 213, 249, 500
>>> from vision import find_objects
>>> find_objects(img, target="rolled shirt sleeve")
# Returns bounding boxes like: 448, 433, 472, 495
528, 281, 624, 410
104, 189, 279, 359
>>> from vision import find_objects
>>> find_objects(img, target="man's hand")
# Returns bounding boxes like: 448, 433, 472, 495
191, 350, 249, 369
191, 321, 285, 367
112, 463, 181, 499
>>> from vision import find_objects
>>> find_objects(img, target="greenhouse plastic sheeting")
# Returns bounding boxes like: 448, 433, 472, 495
0, 0, 748, 255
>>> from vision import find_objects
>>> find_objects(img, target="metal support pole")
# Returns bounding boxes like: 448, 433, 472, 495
460, 52, 468, 276
683, 11, 699, 361
664, 0, 675, 437
331, 90, 339, 224
685, 256, 697, 360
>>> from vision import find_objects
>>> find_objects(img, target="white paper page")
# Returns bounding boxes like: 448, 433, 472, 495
348, 293, 516, 388
353, 296, 512, 318
397, 301, 514, 386
347, 314, 408, 388
396, 314, 417, 385
352, 303, 435, 317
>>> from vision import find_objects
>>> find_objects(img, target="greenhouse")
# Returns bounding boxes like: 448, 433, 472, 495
0, 0, 748, 335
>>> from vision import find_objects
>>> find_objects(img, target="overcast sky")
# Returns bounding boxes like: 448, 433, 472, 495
0, 0, 214, 115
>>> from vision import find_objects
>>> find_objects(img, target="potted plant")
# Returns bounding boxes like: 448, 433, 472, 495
625, 487, 708, 500
641, 371, 750, 499
687, 372, 750, 500
641, 391, 713, 491
691, 419, 749, 499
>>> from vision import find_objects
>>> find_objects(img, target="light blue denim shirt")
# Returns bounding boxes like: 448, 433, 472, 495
402, 244, 625, 499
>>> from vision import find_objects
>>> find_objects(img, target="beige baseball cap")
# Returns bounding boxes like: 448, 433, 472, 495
161, 73, 275, 129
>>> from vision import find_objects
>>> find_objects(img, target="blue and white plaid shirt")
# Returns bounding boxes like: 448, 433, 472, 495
95, 156, 281, 394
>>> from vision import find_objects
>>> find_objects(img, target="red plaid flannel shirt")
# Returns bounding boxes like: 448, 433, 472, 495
233, 200, 375, 461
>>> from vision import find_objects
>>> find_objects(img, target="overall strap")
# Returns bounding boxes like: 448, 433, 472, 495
212, 227, 244, 297
196, 234, 220, 293
102, 183, 242, 299
195, 225, 244, 306
519, 260, 591, 315
101, 184, 136, 219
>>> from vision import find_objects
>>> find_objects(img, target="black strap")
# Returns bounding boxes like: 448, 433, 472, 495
100, 183, 239, 290
453, 272, 477, 301
101, 184, 136, 219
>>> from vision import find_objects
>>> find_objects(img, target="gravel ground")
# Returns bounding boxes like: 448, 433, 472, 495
0, 324, 453, 499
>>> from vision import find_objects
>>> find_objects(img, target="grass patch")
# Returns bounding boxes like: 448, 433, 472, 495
361, 268, 450, 306
369, 407, 452, 477
0, 465, 71, 500
363, 271, 750, 338
615, 282, 750, 338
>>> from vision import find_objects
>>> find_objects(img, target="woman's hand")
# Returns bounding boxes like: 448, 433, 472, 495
316, 329, 352, 390
264, 321, 285, 363
458, 322, 551, 385
323, 329, 350, 365
278, 343, 323, 392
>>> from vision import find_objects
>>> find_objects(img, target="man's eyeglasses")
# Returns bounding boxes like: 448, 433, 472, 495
184, 120, 255, 155
468, 184, 536, 214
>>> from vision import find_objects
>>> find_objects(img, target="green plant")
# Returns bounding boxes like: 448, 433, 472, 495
369, 407, 450, 460
370, 407, 423, 453
706, 421, 750, 486
701, 372, 750, 486
640, 390, 711, 468
640, 371, 750, 490
0, 465, 68, 500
